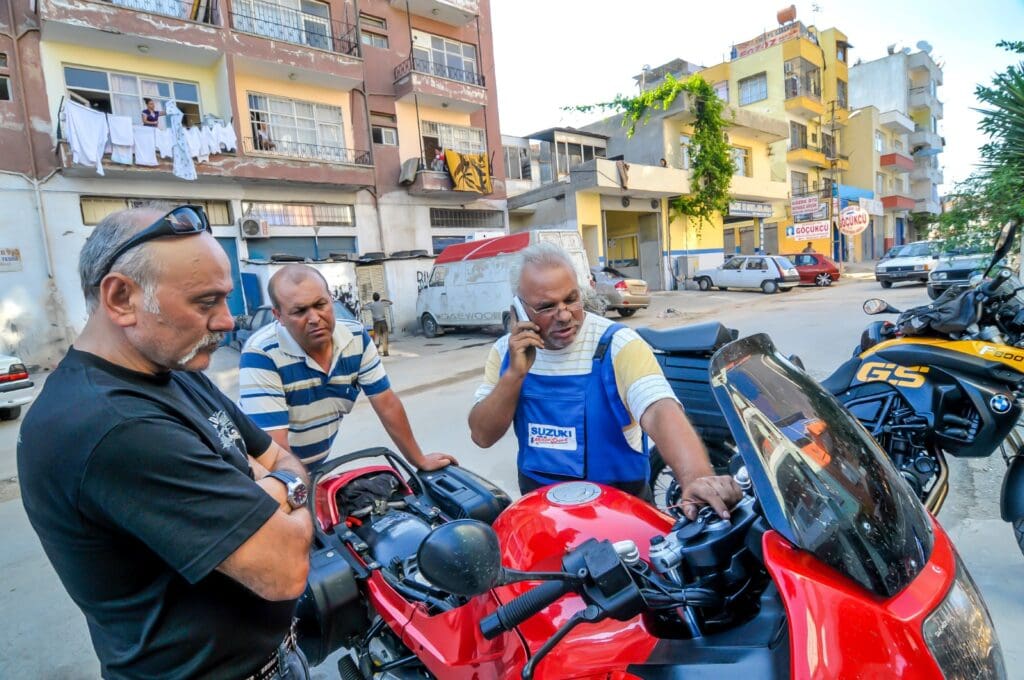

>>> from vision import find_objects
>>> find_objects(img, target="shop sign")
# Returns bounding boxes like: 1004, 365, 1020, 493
786, 220, 831, 241
838, 206, 870, 236
728, 200, 773, 218
860, 197, 884, 216
733, 24, 802, 58
0, 248, 22, 272
791, 195, 827, 222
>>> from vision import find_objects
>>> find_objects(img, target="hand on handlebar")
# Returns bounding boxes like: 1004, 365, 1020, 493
679, 475, 742, 521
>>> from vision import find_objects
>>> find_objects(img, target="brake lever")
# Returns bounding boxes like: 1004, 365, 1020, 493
521, 604, 604, 680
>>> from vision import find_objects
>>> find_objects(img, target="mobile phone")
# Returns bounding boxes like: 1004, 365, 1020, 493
511, 295, 529, 323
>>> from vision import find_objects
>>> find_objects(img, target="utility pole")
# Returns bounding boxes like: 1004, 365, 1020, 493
828, 98, 843, 274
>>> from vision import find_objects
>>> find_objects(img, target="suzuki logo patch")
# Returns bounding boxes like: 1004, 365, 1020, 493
528, 423, 578, 451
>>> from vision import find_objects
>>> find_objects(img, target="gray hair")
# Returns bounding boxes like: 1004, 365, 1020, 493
79, 203, 173, 314
516, 240, 577, 295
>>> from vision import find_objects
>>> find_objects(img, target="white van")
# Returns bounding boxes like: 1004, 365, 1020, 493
416, 230, 591, 337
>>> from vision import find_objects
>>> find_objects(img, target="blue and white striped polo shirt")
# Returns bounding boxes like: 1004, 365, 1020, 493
238, 319, 390, 466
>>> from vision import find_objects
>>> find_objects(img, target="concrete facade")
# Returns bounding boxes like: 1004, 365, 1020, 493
0, 0, 507, 367
850, 48, 944, 235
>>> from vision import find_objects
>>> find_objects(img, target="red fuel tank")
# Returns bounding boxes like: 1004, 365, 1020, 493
490, 482, 675, 677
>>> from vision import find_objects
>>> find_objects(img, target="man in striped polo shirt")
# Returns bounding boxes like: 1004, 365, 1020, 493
239, 265, 457, 471
469, 242, 740, 519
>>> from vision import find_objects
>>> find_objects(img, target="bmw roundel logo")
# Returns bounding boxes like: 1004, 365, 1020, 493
990, 394, 1013, 414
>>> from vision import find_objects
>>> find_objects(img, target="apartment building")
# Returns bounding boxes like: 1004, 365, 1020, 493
850, 46, 944, 244
844, 106, 917, 257
696, 20, 859, 259
504, 87, 788, 291
0, 0, 505, 366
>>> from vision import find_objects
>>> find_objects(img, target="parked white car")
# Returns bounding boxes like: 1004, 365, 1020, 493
874, 240, 941, 289
695, 255, 801, 294
0, 353, 35, 421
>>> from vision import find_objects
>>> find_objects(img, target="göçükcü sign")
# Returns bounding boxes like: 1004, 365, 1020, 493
838, 206, 870, 236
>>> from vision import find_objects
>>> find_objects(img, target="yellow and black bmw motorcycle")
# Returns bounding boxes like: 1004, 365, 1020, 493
823, 222, 1024, 553
645, 222, 1024, 556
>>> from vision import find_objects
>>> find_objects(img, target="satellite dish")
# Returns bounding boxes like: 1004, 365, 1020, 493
902, 47, 911, 55
916, 41, 933, 54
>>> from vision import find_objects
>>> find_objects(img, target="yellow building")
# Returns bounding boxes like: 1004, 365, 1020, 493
697, 21, 856, 259
844, 106, 917, 258
505, 91, 788, 290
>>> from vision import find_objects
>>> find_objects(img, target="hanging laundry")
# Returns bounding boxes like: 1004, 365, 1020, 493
108, 115, 134, 165
165, 101, 196, 181
64, 101, 109, 176
215, 121, 237, 152
201, 125, 219, 157
132, 126, 158, 166
154, 128, 174, 159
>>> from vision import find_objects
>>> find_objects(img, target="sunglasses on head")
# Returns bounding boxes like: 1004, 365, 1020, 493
91, 205, 211, 287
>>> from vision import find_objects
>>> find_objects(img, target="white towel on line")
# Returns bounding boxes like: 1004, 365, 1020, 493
201, 126, 219, 156
111, 145, 133, 165
64, 101, 109, 176
133, 126, 158, 166
216, 122, 238, 152
107, 115, 134, 146
155, 128, 174, 158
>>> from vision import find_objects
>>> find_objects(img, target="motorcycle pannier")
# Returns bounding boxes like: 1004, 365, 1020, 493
296, 542, 367, 666
418, 466, 512, 525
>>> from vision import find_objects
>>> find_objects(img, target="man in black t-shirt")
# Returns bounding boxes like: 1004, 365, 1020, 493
18, 205, 314, 679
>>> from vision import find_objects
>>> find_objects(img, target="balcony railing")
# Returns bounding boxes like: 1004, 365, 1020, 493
394, 56, 485, 87
106, 0, 219, 24
243, 137, 370, 165
789, 141, 824, 154
784, 76, 821, 101
230, 0, 358, 56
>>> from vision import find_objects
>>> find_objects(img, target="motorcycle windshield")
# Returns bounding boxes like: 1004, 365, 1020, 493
710, 334, 934, 598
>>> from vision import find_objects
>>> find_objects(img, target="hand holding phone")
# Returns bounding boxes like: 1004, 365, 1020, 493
508, 296, 539, 376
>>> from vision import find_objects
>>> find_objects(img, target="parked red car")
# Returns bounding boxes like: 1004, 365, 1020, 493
786, 252, 841, 286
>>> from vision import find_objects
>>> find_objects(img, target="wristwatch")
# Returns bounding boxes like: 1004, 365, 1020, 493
266, 471, 308, 510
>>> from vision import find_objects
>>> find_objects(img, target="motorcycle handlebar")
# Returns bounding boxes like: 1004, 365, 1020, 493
480, 579, 576, 640
982, 269, 1012, 297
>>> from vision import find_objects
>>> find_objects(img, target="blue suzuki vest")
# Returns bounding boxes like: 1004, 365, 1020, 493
500, 323, 649, 487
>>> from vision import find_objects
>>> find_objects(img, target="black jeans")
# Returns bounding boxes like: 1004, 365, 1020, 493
518, 472, 653, 503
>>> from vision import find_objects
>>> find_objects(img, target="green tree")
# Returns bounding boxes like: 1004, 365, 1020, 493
569, 74, 735, 232
937, 41, 1024, 249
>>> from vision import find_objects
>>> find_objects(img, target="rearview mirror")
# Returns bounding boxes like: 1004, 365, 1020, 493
417, 520, 503, 597
986, 220, 1019, 279
863, 299, 901, 315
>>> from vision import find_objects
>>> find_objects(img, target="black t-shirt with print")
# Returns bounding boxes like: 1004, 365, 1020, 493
17, 348, 290, 680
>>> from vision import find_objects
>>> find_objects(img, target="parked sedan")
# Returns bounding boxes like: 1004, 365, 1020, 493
927, 254, 991, 300
786, 252, 841, 286
232, 301, 363, 350
0, 353, 35, 421
591, 266, 651, 317
695, 255, 801, 294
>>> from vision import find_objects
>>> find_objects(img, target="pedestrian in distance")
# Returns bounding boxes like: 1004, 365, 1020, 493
238, 264, 457, 472
802, 242, 815, 253
467, 241, 741, 519
366, 291, 393, 357
141, 98, 161, 128
18, 204, 314, 679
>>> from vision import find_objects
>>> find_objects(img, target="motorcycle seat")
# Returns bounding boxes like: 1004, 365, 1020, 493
821, 356, 861, 395
637, 322, 738, 354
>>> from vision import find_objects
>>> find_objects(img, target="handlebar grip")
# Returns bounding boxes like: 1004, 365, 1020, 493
982, 270, 1012, 296
480, 580, 575, 640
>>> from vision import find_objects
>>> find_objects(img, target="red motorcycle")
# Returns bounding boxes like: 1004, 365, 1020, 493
296, 334, 1006, 679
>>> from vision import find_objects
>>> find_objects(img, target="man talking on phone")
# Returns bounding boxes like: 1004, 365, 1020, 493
468, 242, 740, 520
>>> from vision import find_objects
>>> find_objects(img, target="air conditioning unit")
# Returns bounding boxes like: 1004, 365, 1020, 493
239, 217, 269, 239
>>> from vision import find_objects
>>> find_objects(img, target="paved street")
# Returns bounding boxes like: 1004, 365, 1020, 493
2, 273, 1022, 678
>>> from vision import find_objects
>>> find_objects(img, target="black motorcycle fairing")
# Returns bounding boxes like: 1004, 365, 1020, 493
932, 370, 1022, 457
710, 334, 934, 598
638, 322, 738, 355
1001, 453, 1024, 522
820, 356, 861, 395
629, 584, 789, 679
870, 343, 1024, 389
860, 320, 895, 353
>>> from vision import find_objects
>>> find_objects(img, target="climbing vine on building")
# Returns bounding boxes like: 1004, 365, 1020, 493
569, 74, 735, 233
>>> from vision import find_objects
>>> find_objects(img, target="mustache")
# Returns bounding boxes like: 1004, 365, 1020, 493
177, 332, 225, 367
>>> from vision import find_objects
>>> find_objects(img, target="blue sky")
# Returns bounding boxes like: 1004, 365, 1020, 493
490, 0, 1024, 193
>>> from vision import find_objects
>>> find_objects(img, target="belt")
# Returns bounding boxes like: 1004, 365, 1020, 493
240, 625, 298, 680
